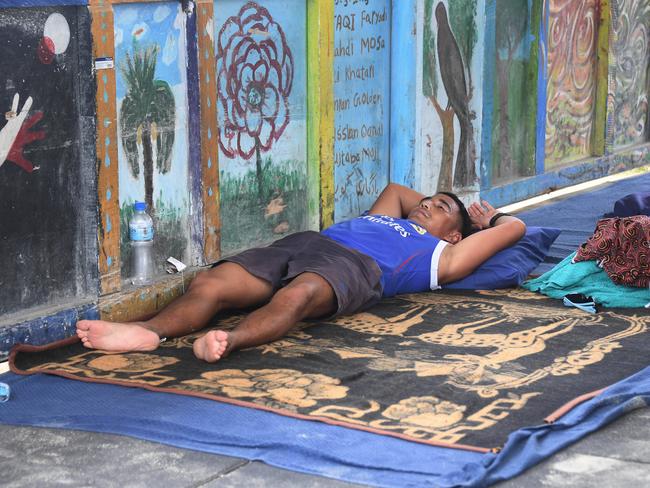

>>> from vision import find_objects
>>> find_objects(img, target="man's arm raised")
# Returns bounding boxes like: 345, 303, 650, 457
438, 201, 526, 284
369, 183, 425, 218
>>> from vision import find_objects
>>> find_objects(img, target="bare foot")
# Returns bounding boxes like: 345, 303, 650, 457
193, 330, 229, 363
76, 320, 160, 352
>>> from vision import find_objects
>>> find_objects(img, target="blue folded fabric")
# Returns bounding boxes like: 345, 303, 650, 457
523, 252, 650, 308
603, 192, 650, 218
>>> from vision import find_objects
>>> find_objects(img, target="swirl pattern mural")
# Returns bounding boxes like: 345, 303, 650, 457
611, 0, 650, 148
545, 0, 599, 165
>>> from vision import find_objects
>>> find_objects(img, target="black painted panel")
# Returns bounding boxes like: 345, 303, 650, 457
0, 7, 97, 315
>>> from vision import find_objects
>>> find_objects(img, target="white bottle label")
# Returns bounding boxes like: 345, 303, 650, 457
129, 224, 154, 241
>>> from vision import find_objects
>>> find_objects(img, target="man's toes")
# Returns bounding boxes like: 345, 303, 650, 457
208, 342, 223, 360
192, 330, 229, 363
202, 348, 220, 363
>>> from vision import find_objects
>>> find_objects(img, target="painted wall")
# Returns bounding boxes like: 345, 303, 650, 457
0, 6, 96, 316
389, 0, 417, 189
333, 0, 390, 221
489, 0, 537, 185
392, 0, 650, 207
1, 0, 650, 354
610, 0, 650, 150
543, 0, 600, 167
214, 0, 309, 255
114, 2, 192, 279
418, 0, 484, 198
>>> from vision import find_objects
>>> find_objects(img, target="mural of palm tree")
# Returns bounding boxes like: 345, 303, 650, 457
119, 43, 175, 211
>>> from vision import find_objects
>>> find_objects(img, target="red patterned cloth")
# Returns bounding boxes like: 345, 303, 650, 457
573, 215, 650, 288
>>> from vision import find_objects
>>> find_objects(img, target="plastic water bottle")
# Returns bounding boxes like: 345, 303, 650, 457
0, 382, 9, 402
129, 201, 154, 285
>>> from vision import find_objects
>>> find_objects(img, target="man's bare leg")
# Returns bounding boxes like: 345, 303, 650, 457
76, 263, 274, 351
193, 272, 336, 362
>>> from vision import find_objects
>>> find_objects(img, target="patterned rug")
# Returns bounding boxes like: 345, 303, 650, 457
10, 289, 650, 451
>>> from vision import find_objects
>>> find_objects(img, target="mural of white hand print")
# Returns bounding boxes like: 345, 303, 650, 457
0, 93, 46, 173
0, 93, 33, 168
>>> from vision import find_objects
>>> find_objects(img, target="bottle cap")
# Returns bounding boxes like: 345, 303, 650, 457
134, 201, 147, 212
0, 381, 10, 402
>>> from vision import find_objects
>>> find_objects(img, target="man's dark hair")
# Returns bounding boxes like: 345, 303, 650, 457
437, 191, 473, 238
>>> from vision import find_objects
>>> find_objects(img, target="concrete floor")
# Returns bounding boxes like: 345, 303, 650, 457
0, 424, 360, 488
496, 407, 650, 487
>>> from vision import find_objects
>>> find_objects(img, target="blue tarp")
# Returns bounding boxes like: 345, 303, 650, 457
2, 367, 650, 487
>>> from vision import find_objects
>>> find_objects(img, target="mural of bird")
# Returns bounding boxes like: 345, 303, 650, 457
435, 2, 476, 188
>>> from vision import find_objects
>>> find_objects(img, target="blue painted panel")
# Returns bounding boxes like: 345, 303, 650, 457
0, 1, 86, 6
0, 302, 99, 359
334, 0, 391, 221
185, 8, 205, 264
535, 0, 548, 175
0, 7, 98, 316
215, 0, 309, 254
480, 0, 496, 189
389, 0, 416, 189
114, 2, 192, 276
488, 0, 537, 187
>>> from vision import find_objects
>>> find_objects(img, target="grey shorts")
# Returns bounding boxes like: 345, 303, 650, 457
218, 231, 383, 316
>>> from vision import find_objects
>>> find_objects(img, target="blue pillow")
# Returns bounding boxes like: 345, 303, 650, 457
444, 226, 562, 290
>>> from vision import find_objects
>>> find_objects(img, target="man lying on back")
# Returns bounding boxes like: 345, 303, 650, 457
77, 183, 525, 362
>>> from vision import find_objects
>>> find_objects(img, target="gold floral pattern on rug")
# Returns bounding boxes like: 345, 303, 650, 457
87, 353, 179, 373
182, 368, 348, 409
12, 289, 650, 449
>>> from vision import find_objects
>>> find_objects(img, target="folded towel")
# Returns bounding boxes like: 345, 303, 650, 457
522, 252, 650, 308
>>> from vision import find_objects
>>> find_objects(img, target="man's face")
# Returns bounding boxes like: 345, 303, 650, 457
407, 194, 462, 241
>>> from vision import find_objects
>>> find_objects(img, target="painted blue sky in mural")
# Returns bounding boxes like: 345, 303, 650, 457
214, 0, 306, 115
114, 2, 189, 213
214, 0, 307, 176
333, 0, 390, 220
114, 3, 183, 99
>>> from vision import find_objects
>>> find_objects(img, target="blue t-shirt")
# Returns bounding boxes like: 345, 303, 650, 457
322, 215, 447, 297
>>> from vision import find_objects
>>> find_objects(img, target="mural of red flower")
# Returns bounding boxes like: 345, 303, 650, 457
216, 2, 293, 165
